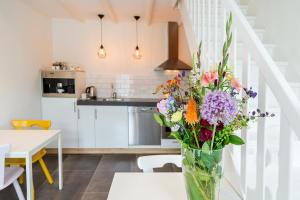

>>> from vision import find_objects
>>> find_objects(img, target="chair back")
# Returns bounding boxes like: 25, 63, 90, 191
0, 144, 10, 187
11, 120, 51, 130
137, 155, 182, 172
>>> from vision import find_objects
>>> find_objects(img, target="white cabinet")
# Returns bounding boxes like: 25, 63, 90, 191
77, 106, 95, 148
42, 98, 78, 148
95, 106, 129, 148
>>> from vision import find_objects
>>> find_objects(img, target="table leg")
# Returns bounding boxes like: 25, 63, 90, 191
25, 153, 33, 200
58, 133, 63, 190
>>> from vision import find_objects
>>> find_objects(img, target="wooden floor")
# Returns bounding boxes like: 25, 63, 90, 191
0, 154, 181, 200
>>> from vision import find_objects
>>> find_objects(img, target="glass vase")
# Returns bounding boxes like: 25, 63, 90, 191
182, 147, 223, 200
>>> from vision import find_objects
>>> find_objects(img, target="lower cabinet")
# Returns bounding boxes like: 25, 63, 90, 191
77, 106, 96, 148
42, 98, 78, 148
77, 105, 129, 148
95, 106, 129, 148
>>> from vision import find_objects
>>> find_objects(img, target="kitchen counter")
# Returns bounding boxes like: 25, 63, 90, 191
77, 98, 159, 107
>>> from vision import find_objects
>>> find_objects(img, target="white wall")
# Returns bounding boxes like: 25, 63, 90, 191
247, 0, 300, 80
0, 0, 52, 128
52, 19, 191, 98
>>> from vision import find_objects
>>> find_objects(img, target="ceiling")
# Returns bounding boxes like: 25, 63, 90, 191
21, 0, 181, 23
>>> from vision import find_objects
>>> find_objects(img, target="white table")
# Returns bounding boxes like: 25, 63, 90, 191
107, 173, 241, 200
0, 130, 63, 200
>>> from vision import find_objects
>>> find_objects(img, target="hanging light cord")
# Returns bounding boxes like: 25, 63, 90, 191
136, 19, 138, 47
101, 18, 103, 45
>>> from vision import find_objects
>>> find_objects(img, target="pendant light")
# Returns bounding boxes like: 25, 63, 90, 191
97, 14, 106, 58
133, 16, 142, 59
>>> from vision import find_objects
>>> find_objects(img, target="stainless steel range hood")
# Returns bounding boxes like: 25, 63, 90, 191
155, 22, 192, 71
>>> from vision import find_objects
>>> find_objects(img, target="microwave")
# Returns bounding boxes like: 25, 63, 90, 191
41, 70, 85, 98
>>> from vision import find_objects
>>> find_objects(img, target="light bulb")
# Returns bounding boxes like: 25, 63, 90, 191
98, 44, 106, 58
133, 46, 142, 59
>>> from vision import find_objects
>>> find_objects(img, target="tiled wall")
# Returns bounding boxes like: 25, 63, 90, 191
86, 72, 181, 99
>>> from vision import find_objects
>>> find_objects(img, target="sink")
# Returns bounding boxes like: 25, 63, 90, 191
103, 98, 124, 102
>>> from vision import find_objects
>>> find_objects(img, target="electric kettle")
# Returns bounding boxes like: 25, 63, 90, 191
85, 86, 97, 100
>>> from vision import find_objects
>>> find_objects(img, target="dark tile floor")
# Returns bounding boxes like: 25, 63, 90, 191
0, 154, 180, 200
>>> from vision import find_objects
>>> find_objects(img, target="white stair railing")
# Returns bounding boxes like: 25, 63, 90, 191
180, 0, 300, 199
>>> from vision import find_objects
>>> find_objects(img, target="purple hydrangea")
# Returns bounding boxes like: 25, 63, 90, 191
166, 96, 176, 112
157, 99, 168, 116
200, 91, 238, 125
157, 96, 176, 116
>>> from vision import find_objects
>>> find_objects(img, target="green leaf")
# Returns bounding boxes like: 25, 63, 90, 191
201, 152, 215, 170
212, 150, 222, 163
202, 142, 210, 154
153, 113, 163, 126
229, 135, 245, 145
229, 12, 233, 27
163, 118, 172, 127
227, 32, 233, 48
222, 42, 227, 56
170, 131, 181, 140
224, 54, 229, 65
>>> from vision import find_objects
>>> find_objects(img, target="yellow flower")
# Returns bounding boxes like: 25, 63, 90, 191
171, 111, 182, 122
185, 97, 198, 125
226, 73, 233, 81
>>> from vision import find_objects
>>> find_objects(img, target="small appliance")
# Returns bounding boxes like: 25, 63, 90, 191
42, 70, 85, 98
85, 86, 97, 99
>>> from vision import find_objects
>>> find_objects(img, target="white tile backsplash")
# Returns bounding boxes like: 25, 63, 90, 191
86, 72, 181, 98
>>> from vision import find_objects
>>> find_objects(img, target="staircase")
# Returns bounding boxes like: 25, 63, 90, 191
179, 0, 300, 200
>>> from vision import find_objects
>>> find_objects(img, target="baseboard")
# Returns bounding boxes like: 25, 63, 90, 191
46, 148, 181, 155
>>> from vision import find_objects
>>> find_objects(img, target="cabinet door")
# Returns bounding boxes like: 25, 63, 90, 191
42, 98, 78, 148
95, 106, 128, 148
77, 106, 95, 148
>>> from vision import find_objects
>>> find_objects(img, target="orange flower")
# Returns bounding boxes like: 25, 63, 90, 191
185, 97, 199, 125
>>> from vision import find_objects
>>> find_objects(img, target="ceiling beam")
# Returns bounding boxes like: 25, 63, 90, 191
57, 0, 85, 22
101, 0, 118, 23
145, 0, 155, 25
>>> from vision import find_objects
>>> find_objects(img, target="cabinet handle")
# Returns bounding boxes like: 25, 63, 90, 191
73, 102, 76, 113
77, 109, 80, 119
94, 109, 97, 120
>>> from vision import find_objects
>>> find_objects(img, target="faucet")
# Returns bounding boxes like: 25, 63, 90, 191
111, 83, 117, 99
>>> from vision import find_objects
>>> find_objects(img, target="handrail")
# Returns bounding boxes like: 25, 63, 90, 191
225, 0, 300, 136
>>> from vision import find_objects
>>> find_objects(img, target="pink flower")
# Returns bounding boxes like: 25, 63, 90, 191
231, 78, 241, 92
202, 71, 218, 87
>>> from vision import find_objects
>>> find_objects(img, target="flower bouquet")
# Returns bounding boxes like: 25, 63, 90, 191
153, 14, 273, 200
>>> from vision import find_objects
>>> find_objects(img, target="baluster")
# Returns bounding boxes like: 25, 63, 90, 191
241, 52, 251, 198
277, 113, 292, 200
187, 0, 191, 15
202, 0, 205, 67
197, 0, 201, 45
194, 0, 199, 44
222, 6, 227, 44
207, 0, 211, 68
256, 72, 267, 200
214, 0, 218, 65
193, 0, 197, 35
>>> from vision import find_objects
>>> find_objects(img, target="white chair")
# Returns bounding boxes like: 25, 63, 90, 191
137, 155, 182, 172
0, 144, 25, 200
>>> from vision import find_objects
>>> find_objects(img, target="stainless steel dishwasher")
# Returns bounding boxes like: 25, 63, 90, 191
128, 107, 162, 146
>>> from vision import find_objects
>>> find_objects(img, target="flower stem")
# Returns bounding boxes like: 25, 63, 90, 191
192, 126, 200, 148
210, 124, 217, 152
